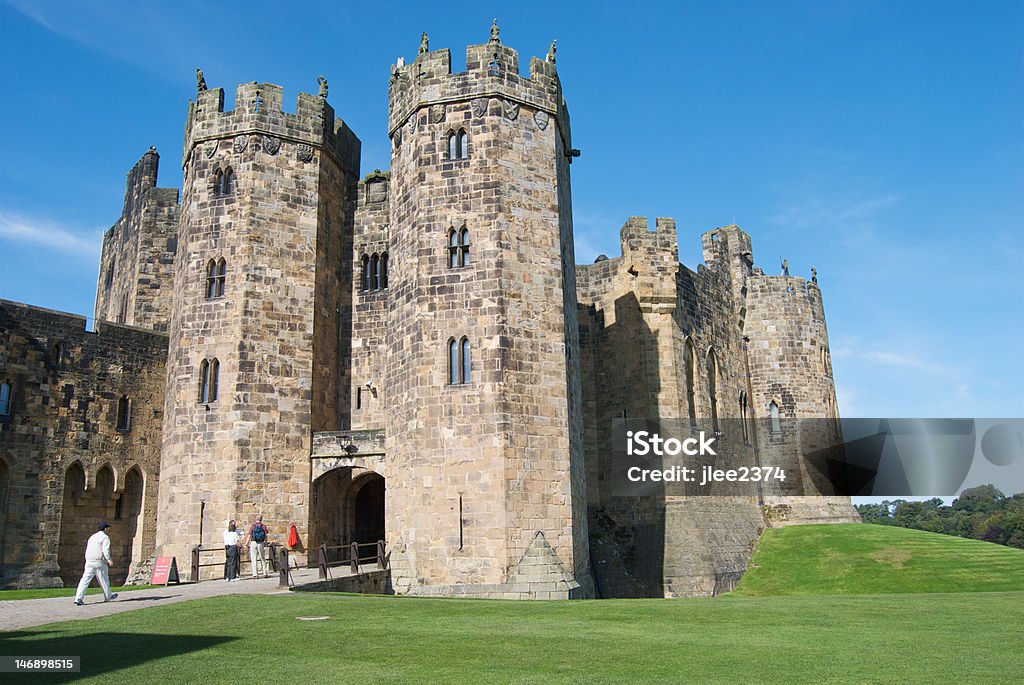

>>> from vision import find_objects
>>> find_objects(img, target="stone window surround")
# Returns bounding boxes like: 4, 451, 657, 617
198, 358, 220, 404
447, 336, 471, 385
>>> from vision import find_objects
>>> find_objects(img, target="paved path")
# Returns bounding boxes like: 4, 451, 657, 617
1, 568, 327, 632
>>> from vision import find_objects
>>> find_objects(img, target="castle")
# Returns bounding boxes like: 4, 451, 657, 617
0, 25, 857, 597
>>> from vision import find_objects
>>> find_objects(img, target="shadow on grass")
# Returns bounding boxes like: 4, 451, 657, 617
0, 631, 238, 683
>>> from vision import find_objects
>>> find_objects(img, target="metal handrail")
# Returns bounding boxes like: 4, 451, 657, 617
190, 542, 282, 581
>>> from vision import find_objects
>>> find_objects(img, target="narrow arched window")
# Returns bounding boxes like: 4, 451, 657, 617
199, 359, 209, 402
683, 340, 697, 428
213, 169, 223, 196
448, 338, 459, 385
375, 253, 384, 290
206, 260, 219, 299
370, 254, 380, 290
448, 338, 472, 385
381, 253, 389, 289
448, 131, 459, 160
448, 130, 469, 160
210, 359, 219, 402
52, 343, 64, 366
739, 392, 749, 445
448, 227, 469, 268
216, 258, 226, 297
222, 168, 234, 195
116, 395, 131, 432
118, 294, 129, 324
449, 229, 460, 268
459, 228, 470, 266
706, 349, 719, 433
461, 337, 471, 383
362, 255, 371, 291
199, 358, 220, 404
0, 382, 11, 416
105, 261, 115, 289
769, 401, 780, 434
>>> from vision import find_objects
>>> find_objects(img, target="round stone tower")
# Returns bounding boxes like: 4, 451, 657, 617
384, 26, 592, 597
155, 79, 360, 569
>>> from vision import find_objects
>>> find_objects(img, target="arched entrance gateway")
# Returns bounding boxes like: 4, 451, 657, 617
311, 468, 385, 558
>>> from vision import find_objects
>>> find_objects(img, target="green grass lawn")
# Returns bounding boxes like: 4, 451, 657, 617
732, 523, 1024, 596
0, 585, 161, 601
1, 591, 1021, 683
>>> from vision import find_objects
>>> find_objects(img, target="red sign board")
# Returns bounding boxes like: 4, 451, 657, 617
151, 556, 180, 585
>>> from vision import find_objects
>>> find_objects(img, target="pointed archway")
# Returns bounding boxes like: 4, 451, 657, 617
58, 462, 87, 586
112, 467, 144, 584
311, 468, 385, 561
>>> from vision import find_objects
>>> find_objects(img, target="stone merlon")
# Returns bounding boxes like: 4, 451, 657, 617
183, 81, 359, 173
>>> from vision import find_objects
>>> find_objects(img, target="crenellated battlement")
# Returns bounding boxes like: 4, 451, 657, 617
701, 224, 753, 266
387, 24, 567, 144
619, 216, 678, 255
746, 274, 827, 323
183, 79, 359, 174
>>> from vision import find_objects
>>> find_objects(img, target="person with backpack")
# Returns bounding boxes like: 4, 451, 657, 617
247, 515, 269, 578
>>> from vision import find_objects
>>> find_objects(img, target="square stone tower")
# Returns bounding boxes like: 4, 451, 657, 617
384, 26, 592, 598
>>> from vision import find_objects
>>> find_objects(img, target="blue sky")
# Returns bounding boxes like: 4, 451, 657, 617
1, 0, 1021, 419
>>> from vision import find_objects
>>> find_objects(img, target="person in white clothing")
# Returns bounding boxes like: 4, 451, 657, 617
74, 521, 118, 605
223, 520, 243, 581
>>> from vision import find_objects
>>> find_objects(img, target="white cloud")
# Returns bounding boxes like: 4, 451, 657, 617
835, 383, 858, 417
6, 0, 201, 80
769, 193, 901, 231
0, 211, 101, 260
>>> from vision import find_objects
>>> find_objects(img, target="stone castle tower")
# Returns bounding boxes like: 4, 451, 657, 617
382, 29, 590, 597
156, 81, 360, 566
0, 25, 857, 594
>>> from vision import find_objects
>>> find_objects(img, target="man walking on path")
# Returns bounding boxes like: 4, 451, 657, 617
73, 521, 118, 606
247, 515, 269, 578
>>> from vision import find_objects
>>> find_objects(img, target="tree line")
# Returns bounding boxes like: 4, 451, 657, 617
854, 485, 1024, 549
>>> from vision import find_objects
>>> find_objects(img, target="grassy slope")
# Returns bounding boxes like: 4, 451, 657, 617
733, 523, 1024, 596
1, 592, 1023, 684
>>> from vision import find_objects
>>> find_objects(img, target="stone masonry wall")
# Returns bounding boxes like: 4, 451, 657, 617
349, 171, 390, 431
157, 82, 359, 574
0, 300, 166, 588
578, 220, 766, 597
384, 34, 590, 598
94, 148, 179, 332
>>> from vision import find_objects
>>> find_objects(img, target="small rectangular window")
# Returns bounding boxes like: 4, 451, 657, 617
0, 382, 11, 416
